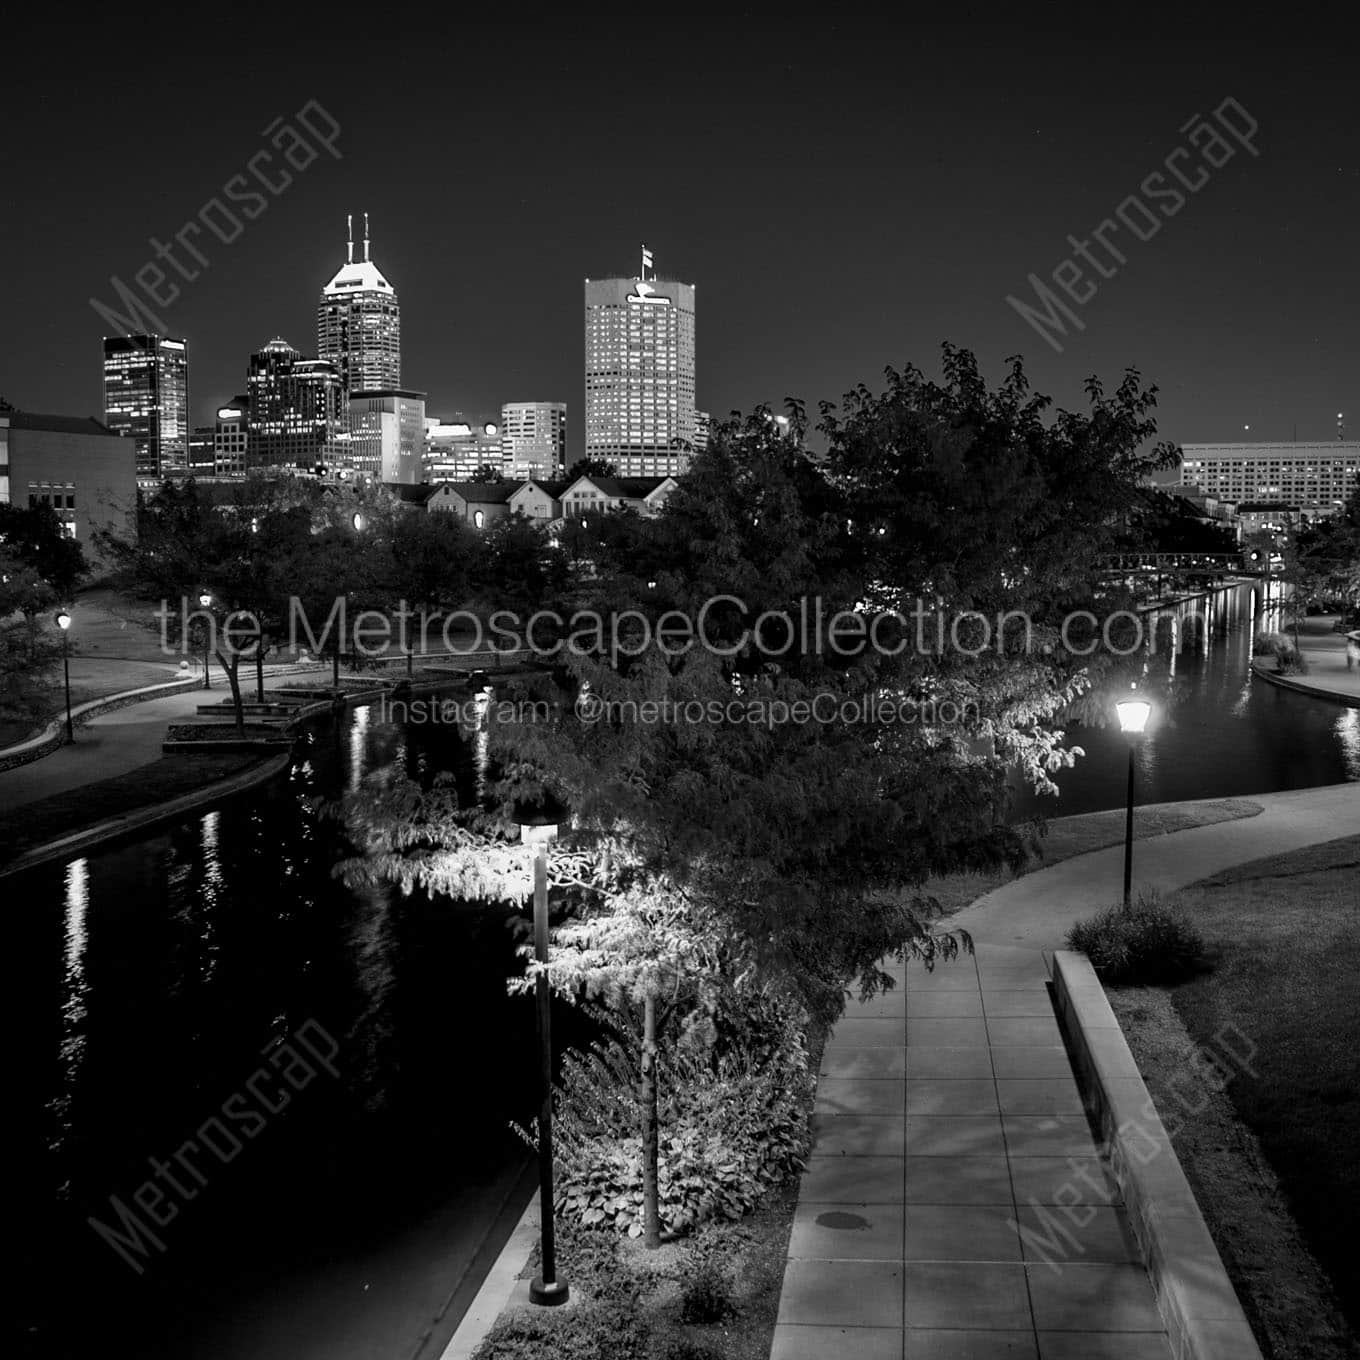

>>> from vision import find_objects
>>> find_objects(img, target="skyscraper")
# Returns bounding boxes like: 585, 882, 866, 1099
317, 213, 401, 396
102, 334, 189, 480
584, 247, 696, 477
502, 401, 567, 477
246, 339, 345, 471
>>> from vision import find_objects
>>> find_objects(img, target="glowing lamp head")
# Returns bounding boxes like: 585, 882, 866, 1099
352, 511, 366, 532
1117, 696, 1152, 734
514, 792, 570, 846
56, 610, 71, 631
198, 591, 212, 608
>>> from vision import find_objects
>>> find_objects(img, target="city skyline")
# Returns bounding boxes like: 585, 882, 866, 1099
2, 16, 1356, 456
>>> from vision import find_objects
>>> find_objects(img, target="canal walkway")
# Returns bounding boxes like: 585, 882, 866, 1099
777, 943, 1170, 1359
774, 780, 1360, 1357
953, 780, 1360, 951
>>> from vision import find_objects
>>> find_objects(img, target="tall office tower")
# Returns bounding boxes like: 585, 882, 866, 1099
214, 396, 250, 477
584, 247, 696, 477
246, 339, 345, 472
501, 401, 567, 477
317, 213, 401, 396
102, 334, 189, 480
349, 389, 427, 484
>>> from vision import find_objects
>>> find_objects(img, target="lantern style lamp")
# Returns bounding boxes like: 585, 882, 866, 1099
514, 793, 572, 1306
55, 610, 74, 741
1116, 690, 1153, 906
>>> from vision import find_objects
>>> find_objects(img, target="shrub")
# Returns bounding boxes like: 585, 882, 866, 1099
1067, 893, 1206, 984
519, 995, 813, 1239
1277, 646, 1310, 675
678, 1257, 736, 1323
1251, 630, 1281, 657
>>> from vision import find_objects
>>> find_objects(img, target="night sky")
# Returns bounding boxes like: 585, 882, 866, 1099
2, 14, 1356, 456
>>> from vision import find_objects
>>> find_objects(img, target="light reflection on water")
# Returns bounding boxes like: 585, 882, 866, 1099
1015, 581, 1358, 818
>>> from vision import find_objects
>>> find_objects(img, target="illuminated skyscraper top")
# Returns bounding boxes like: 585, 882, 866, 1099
317, 213, 401, 395
583, 244, 696, 478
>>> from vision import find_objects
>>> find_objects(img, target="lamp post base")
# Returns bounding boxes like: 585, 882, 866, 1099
528, 1277, 570, 1307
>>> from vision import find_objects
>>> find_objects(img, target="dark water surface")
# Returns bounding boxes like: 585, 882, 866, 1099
1012, 582, 1359, 819
12, 702, 572, 1360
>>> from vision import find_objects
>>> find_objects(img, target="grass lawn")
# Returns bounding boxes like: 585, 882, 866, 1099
1111, 835, 1360, 1358
921, 796, 1262, 916
0, 753, 272, 865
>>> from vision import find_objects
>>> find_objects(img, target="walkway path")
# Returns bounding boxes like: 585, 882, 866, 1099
775, 944, 1168, 1359
774, 780, 1359, 1356
1255, 614, 1360, 704
952, 781, 1360, 952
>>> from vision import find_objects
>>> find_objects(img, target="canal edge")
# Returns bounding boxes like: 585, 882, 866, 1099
0, 750, 292, 879
1250, 661, 1360, 708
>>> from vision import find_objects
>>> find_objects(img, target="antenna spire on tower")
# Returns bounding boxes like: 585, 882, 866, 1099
346, 214, 353, 264
364, 212, 371, 263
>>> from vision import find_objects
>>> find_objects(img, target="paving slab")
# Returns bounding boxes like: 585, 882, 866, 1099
775, 943, 1171, 1356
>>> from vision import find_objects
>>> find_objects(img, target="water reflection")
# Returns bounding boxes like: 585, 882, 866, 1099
50, 858, 90, 1171
1014, 582, 1358, 817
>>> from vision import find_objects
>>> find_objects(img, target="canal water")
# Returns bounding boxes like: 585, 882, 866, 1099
12, 582, 1357, 1358
1011, 580, 1360, 818
12, 700, 574, 1360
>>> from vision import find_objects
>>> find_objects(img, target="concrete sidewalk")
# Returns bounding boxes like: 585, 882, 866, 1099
952, 781, 1360, 952
775, 944, 1169, 1359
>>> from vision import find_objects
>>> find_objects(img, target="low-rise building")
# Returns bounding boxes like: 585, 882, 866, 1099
560, 475, 677, 521
509, 478, 571, 522
428, 481, 519, 529
0, 407, 137, 562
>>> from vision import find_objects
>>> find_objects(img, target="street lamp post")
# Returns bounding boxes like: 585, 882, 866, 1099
55, 610, 73, 741
1116, 691, 1152, 908
515, 798, 570, 1308
198, 592, 213, 690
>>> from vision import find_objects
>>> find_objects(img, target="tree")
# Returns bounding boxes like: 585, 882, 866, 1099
471, 463, 506, 483
566, 458, 617, 479
0, 503, 87, 599
333, 351, 1183, 1244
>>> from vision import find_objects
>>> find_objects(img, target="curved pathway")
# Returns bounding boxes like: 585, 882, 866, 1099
952, 782, 1360, 951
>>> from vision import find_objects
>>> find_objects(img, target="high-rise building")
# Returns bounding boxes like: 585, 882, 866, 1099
349, 388, 427, 484
102, 334, 189, 480
424, 420, 504, 481
1179, 440, 1359, 513
584, 247, 697, 477
501, 401, 567, 478
246, 339, 345, 472
694, 409, 711, 454
214, 396, 250, 477
317, 213, 401, 397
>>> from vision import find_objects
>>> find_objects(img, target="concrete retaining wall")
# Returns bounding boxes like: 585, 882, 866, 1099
1051, 950, 1263, 1360
0, 677, 201, 773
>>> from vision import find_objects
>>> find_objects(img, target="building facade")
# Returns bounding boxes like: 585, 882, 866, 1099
560, 475, 677, 520
428, 482, 518, 529
584, 254, 696, 478
1179, 441, 1359, 512
349, 389, 427, 484
424, 420, 504, 481
102, 334, 189, 480
0, 408, 136, 557
501, 401, 567, 478
509, 478, 569, 522
317, 214, 401, 397
246, 339, 345, 472
214, 396, 250, 477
